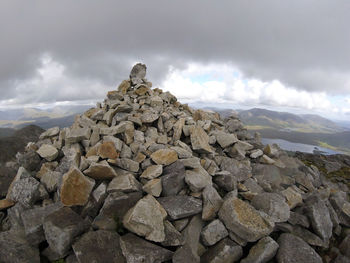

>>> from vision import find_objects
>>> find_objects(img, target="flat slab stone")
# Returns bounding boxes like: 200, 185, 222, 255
276, 233, 322, 263
73, 230, 125, 263
120, 233, 173, 263
151, 148, 178, 166
84, 160, 118, 180
157, 195, 202, 220
36, 144, 59, 161
218, 196, 274, 242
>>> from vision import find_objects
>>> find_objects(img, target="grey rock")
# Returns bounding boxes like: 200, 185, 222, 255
36, 144, 59, 161
241, 236, 279, 263
39, 126, 60, 139
190, 125, 213, 153
16, 150, 42, 172
251, 192, 290, 223
161, 161, 186, 196
130, 63, 147, 83
201, 238, 243, 263
43, 207, 89, 257
142, 178, 162, 197
123, 195, 167, 242
215, 131, 238, 148
171, 146, 192, 159
107, 174, 142, 193
220, 157, 252, 182
276, 233, 322, 263
0, 230, 40, 263
161, 220, 184, 247
173, 215, 204, 263
339, 234, 350, 257
288, 211, 310, 228
73, 230, 126, 263
185, 167, 212, 192
218, 196, 274, 242
250, 149, 264, 159
201, 219, 228, 246
92, 182, 108, 204
140, 165, 163, 179
174, 218, 189, 232
141, 111, 159, 123
114, 158, 139, 172
330, 192, 350, 227
93, 191, 142, 230
213, 171, 237, 192
21, 202, 63, 244
291, 225, 328, 248
334, 254, 350, 263
120, 233, 173, 263
202, 185, 223, 221
7, 177, 40, 207
158, 195, 202, 220
65, 128, 91, 144
40, 171, 61, 192
305, 195, 333, 241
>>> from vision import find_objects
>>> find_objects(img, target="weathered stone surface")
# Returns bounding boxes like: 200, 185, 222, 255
251, 193, 290, 223
0, 231, 40, 263
73, 230, 126, 263
123, 194, 167, 242
276, 233, 322, 263
201, 219, 228, 246
93, 191, 142, 230
260, 154, 275, 164
173, 118, 185, 141
202, 185, 223, 221
201, 238, 243, 263
40, 171, 61, 192
185, 167, 212, 192
36, 144, 59, 161
151, 148, 178, 165
43, 207, 88, 257
161, 161, 186, 196
107, 174, 142, 193
213, 171, 237, 192
118, 79, 131, 94
65, 128, 91, 144
143, 178, 162, 197
339, 234, 350, 258
190, 125, 213, 153
158, 195, 202, 220
114, 158, 139, 172
120, 233, 173, 263
250, 149, 264, 159
97, 141, 119, 159
173, 215, 204, 263
84, 160, 117, 179
21, 202, 63, 244
171, 146, 192, 159
141, 110, 159, 123
220, 157, 252, 182
215, 131, 238, 148
7, 177, 40, 207
140, 164, 163, 179
291, 225, 328, 248
60, 167, 95, 206
219, 196, 274, 242
281, 186, 303, 209
330, 192, 350, 227
305, 195, 333, 241
161, 220, 184, 247
241, 236, 279, 263
39, 126, 60, 139
288, 211, 310, 228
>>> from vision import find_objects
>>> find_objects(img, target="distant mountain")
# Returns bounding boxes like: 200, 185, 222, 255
237, 108, 345, 133
0, 128, 15, 138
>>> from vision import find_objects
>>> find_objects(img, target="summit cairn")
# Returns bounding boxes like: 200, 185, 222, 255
0, 64, 349, 262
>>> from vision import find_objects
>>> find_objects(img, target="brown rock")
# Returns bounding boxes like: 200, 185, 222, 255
190, 125, 213, 154
151, 149, 178, 166
0, 199, 15, 210
97, 142, 119, 159
60, 168, 95, 206
84, 160, 118, 180
118, 80, 131, 94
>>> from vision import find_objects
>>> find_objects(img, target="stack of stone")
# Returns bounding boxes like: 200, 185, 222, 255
0, 64, 349, 263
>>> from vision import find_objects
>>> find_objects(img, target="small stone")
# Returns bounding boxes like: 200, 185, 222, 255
60, 168, 95, 206
201, 219, 228, 246
185, 167, 212, 193
251, 192, 290, 223
120, 233, 173, 263
65, 128, 91, 144
190, 125, 213, 153
40, 171, 61, 192
201, 238, 243, 263
218, 196, 274, 242
92, 182, 108, 203
123, 195, 167, 242
84, 160, 117, 179
143, 178, 162, 197
241, 236, 279, 263
97, 141, 119, 159
250, 149, 264, 159
281, 186, 303, 209
36, 144, 59, 161
107, 174, 142, 193
130, 63, 147, 83
202, 185, 223, 221
43, 207, 88, 257
158, 195, 203, 220
151, 148, 178, 165
276, 233, 322, 263
140, 165, 163, 179
73, 230, 126, 263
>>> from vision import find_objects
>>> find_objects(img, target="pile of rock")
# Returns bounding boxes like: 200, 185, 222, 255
0, 64, 349, 263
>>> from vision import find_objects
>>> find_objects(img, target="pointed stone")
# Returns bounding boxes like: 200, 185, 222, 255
84, 160, 117, 180
202, 185, 223, 221
190, 125, 213, 153
142, 178, 162, 197
107, 174, 142, 193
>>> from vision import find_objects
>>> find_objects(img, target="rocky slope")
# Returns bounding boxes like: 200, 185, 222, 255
0, 64, 349, 263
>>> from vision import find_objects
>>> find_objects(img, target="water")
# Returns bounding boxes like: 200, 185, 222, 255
261, 138, 340, 155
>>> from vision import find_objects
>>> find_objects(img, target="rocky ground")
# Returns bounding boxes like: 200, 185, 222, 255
0, 64, 349, 263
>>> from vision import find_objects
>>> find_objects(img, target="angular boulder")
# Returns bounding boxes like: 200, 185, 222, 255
158, 195, 203, 220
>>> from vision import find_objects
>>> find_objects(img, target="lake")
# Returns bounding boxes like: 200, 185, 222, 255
261, 138, 340, 155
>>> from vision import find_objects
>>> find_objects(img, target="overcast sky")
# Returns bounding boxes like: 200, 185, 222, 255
1, 0, 350, 120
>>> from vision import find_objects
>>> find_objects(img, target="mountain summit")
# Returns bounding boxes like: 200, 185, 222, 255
0, 64, 349, 262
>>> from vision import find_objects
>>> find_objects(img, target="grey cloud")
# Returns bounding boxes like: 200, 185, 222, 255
0, 0, 350, 105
